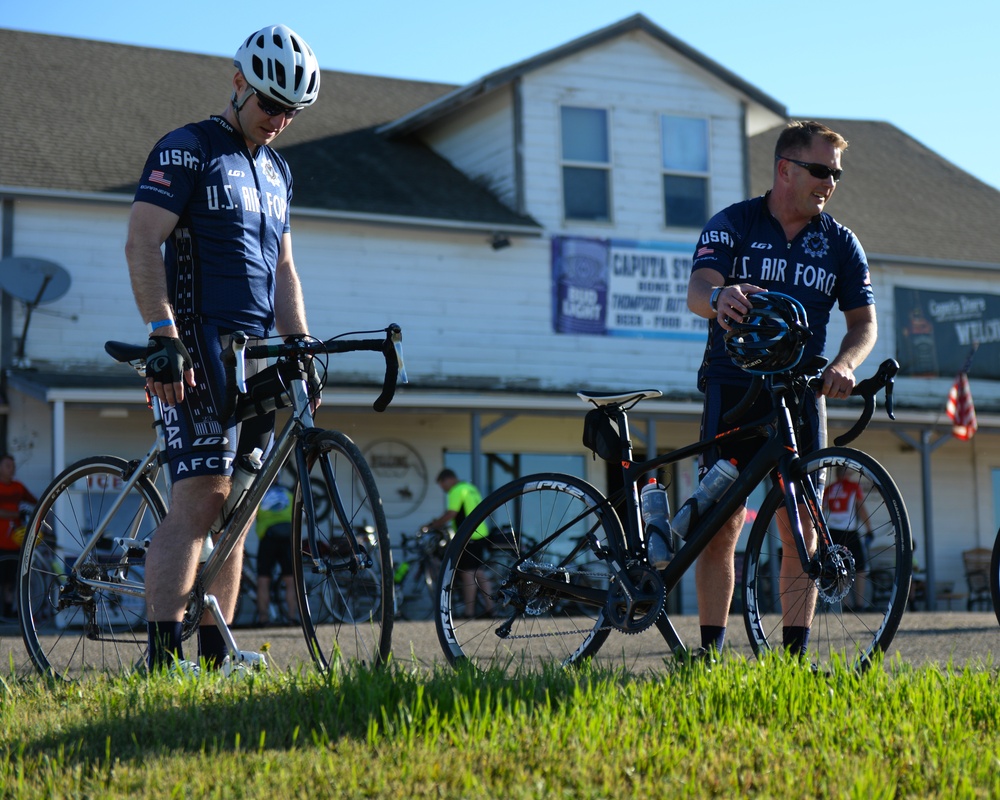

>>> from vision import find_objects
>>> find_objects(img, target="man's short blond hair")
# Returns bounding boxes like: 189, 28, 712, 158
774, 120, 848, 159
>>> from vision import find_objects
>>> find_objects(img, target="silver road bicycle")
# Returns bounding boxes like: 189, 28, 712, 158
19, 324, 406, 680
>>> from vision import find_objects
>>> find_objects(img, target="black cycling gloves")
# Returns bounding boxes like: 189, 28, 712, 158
146, 336, 192, 384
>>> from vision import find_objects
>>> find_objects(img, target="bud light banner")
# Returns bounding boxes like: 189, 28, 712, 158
894, 287, 1000, 379
551, 236, 705, 339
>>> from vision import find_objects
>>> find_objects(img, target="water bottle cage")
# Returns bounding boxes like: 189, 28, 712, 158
676, 497, 700, 536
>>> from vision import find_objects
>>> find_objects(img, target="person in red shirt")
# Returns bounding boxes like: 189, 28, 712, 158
0, 454, 37, 618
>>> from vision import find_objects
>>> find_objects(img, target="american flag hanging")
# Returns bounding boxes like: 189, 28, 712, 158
946, 372, 977, 441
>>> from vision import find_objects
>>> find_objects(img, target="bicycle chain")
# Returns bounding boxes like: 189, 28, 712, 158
489, 559, 630, 639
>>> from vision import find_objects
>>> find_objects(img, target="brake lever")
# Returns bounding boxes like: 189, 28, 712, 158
390, 324, 408, 384
881, 360, 898, 420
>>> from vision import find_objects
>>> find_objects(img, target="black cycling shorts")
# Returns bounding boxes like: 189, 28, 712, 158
456, 536, 488, 571
163, 321, 273, 483
257, 524, 294, 578
829, 528, 869, 571
699, 382, 821, 473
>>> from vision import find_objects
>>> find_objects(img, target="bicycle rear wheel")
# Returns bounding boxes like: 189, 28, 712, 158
435, 473, 620, 675
20, 456, 165, 680
990, 530, 1000, 625
292, 431, 393, 670
742, 446, 911, 672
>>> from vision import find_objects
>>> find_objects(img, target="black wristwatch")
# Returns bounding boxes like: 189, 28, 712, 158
710, 286, 724, 312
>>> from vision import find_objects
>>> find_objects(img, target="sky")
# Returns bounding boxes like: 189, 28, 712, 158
5, 0, 999, 190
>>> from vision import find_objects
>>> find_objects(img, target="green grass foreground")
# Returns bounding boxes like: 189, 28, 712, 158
2, 654, 1000, 799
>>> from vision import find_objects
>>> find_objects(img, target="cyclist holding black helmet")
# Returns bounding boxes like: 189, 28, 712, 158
671, 120, 877, 660
125, 25, 321, 672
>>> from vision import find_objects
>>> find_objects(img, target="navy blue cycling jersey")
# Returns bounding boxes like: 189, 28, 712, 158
133, 115, 292, 336
692, 193, 874, 386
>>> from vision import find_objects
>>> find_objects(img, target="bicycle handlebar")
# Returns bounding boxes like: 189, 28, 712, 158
820, 358, 898, 446
720, 358, 899, 446
221, 324, 407, 420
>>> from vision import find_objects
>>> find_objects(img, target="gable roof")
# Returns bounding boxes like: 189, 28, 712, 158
750, 119, 1000, 268
0, 28, 537, 229
379, 13, 787, 138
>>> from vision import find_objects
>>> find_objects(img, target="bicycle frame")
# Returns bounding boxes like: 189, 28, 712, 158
504, 375, 832, 652
65, 358, 370, 618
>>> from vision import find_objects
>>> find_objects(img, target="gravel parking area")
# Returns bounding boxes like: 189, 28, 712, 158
5, 611, 998, 678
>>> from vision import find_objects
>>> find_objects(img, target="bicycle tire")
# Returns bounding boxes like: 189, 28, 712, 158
435, 472, 621, 674
20, 456, 166, 680
990, 529, 1000, 625
292, 430, 393, 670
742, 446, 912, 672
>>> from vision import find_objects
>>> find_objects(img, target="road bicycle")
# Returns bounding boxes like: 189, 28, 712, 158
435, 356, 911, 675
18, 324, 405, 680
393, 528, 448, 620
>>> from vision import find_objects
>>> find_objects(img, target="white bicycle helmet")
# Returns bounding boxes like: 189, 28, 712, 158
234, 24, 320, 109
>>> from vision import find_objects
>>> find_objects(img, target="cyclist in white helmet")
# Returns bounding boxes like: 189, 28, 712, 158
125, 25, 320, 673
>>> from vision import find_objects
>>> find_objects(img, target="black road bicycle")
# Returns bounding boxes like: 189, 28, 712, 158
435, 357, 911, 675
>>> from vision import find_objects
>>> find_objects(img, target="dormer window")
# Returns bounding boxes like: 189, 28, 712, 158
661, 115, 709, 228
561, 106, 611, 222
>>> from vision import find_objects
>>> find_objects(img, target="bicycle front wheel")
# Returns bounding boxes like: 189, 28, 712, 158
742, 446, 911, 672
20, 456, 165, 681
990, 529, 1000, 625
292, 431, 393, 670
435, 473, 621, 675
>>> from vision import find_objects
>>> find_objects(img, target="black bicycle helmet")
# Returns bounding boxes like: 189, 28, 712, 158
723, 292, 811, 375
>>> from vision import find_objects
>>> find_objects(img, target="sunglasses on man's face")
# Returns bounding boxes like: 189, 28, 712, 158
252, 87, 301, 120
776, 155, 843, 182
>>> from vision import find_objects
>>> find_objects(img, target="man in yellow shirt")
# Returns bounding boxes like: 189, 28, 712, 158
425, 469, 493, 617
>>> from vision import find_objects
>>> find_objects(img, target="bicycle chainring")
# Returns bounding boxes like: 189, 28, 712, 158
816, 544, 856, 604
605, 564, 665, 634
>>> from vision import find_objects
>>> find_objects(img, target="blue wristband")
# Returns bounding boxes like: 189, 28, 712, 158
147, 318, 174, 334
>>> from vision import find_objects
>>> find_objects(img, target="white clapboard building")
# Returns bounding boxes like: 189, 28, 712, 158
3, 15, 1000, 610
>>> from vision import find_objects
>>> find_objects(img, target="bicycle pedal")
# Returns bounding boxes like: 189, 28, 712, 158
223, 650, 269, 677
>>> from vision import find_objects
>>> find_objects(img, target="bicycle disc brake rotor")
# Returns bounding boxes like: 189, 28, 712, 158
605, 564, 664, 634
816, 544, 856, 604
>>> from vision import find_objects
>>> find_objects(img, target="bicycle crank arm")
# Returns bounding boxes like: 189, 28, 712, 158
203, 593, 268, 671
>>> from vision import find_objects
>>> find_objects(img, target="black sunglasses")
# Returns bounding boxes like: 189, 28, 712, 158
776, 155, 842, 182
252, 87, 301, 120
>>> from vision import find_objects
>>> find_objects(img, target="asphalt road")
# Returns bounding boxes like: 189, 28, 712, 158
4, 611, 999, 678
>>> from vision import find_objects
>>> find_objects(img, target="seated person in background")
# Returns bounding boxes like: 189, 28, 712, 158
0, 454, 37, 619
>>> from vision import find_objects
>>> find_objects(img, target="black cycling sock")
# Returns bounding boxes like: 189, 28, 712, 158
782, 625, 811, 656
198, 625, 229, 669
700, 625, 726, 652
147, 621, 184, 671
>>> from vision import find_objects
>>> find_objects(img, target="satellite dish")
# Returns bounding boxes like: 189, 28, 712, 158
0, 257, 71, 305
0, 257, 75, 366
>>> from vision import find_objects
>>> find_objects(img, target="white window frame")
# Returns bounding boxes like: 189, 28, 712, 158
660, 114, 711, 230
560, 105, 613, 224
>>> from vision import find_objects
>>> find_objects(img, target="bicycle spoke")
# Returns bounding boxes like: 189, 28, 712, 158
742, 447, 911, 672
20, 458, 164, 681
436, 473, 620, 675
293, 431, 393, 671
